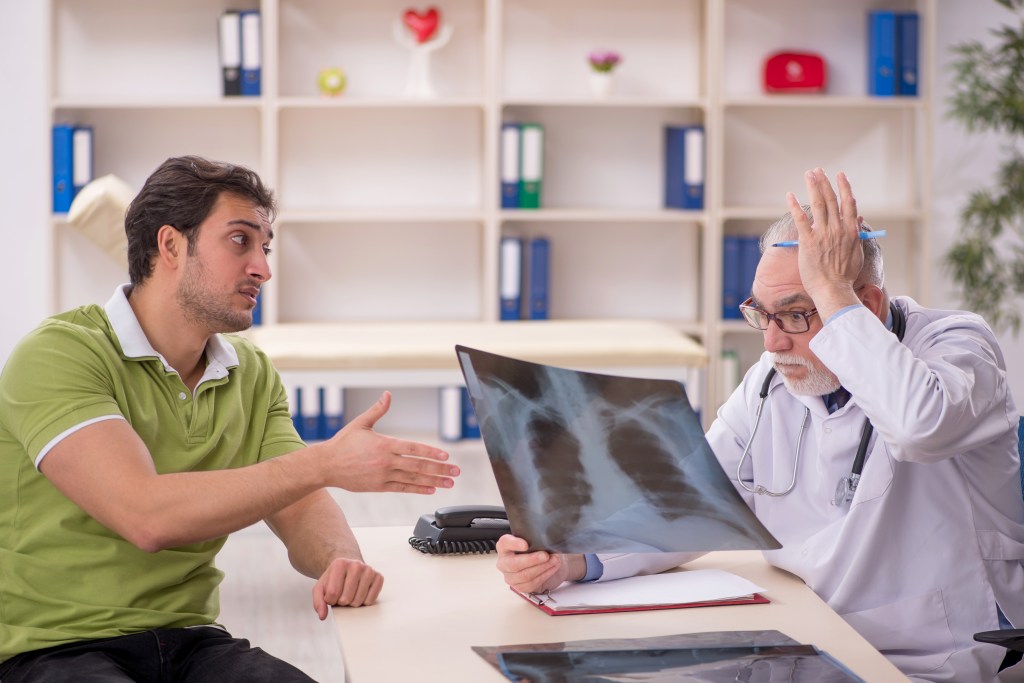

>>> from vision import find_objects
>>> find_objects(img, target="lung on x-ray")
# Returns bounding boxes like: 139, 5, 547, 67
456, 345, 781, 554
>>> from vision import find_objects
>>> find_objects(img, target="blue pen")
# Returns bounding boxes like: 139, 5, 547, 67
771, 229, 887, 248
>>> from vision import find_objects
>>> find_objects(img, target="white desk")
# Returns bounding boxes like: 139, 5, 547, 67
245, 319, 707, 387
333, 526, 908, 682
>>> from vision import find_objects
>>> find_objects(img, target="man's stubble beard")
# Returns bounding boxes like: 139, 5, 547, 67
769, 352, 840, 396
176, 253, 253, 334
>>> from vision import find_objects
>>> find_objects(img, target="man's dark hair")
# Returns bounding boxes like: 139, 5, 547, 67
124, 156, 276, 285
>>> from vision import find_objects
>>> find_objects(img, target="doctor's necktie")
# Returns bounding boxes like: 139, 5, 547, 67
825, 387, 851, 414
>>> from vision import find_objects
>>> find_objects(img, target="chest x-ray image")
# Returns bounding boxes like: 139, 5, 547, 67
456, 346, 780, 554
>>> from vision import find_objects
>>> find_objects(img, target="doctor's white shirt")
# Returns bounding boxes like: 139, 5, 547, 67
595, 297, 1024, 682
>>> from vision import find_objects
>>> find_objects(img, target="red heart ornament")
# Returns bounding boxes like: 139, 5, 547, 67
403, 7, 440, 44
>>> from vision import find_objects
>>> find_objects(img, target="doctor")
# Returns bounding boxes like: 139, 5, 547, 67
496, 168, 1024, 682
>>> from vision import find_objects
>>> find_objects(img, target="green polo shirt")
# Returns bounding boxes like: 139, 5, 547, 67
0, 286, 305, 661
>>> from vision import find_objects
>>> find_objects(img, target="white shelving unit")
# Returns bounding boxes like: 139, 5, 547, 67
47, 0, 933, 428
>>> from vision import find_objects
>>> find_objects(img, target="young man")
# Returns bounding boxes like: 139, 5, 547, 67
0, 156, 460, 682
495, 169, 1024, 682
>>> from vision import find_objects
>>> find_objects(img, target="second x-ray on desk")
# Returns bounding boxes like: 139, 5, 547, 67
455, 345, 781, 554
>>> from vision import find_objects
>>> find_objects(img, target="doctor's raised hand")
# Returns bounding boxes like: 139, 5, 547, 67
786, 168, 867, 321
495, 534, 586, 594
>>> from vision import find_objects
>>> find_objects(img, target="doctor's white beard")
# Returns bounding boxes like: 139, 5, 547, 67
769, 352, 841, 397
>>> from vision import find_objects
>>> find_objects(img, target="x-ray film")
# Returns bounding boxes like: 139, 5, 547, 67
494, 646, 863, 683
456, 345, 781, 554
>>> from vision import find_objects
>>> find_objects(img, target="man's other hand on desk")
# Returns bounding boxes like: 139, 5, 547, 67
496, 535, 586, 594
311, 391, 460, 494
314, 557, 384, 619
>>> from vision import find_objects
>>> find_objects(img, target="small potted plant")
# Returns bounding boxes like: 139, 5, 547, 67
588, 49, 621, 98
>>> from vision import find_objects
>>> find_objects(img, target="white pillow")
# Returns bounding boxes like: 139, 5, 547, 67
67, 174, 135, 265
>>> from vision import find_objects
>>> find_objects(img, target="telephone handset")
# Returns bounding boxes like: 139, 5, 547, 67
408, 504, 509, 555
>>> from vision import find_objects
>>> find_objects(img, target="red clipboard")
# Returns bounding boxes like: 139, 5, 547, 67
513, 586, 769, 616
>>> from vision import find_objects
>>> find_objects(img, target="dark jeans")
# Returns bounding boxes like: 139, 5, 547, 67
0, 627, 317, 683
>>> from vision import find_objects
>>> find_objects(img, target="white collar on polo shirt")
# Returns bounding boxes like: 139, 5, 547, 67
104, 284, 239, 379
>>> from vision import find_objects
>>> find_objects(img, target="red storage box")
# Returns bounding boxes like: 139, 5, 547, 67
764, 52, 827, 93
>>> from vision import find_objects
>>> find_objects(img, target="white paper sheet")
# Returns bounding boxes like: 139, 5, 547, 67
543, 569, 765, 609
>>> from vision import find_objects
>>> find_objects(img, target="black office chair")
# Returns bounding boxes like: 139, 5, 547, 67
972, 416, 1024, 669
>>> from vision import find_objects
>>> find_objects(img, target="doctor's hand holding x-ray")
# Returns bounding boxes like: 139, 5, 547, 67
495, 168, 1024, 682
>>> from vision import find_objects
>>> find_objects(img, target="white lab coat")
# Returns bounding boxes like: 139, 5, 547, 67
597, 298, 1024, 682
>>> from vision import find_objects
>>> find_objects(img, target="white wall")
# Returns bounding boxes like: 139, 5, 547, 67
2, 1, 1023, 404
0, 2, 49, 364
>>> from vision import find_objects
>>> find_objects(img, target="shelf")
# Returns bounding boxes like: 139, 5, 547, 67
245, 318, 708, 380
502, 97, 707, 109
46, 0, 934, 426
500, 208, 705, 223
275, 96, 486, 110
722, 95, 924, 109
53, 98, 261, 111
722, 205, 923, 222
278, 208, 484, 224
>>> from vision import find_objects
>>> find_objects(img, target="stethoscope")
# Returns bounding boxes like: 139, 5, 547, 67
736, 302, 906, 506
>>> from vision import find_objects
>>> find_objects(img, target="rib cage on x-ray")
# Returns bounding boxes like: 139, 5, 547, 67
457, 347, 780, 554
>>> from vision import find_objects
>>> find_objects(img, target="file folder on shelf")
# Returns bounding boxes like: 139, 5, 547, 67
499, 236, 524, 321
323, 386, 345, 437
251, 290, 262, 326
500, 123, 521, 209
739, 236, 760, 310
518, 123, 544, 209
71, 127, 94, 198
460, 387, 480, 439
240, 10, 262, 97
664, 125, 704, 210
896, 12, 919, 96
288, 383, 303, 437
219, 10, 242, 96
867, 10, 897, 96
439, 386, 463, 442
52, 124, 75, 213
721, 235, 743, 320
53, 123, 93, 214
299, 383, 320, 441
527, 236, 550, 320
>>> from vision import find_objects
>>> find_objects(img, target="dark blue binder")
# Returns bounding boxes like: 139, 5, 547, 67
867, 10, 897, 96
500, 236, 523, 321
240, 10, 261, 97
251, 290, 262, 326
722, 235, 743, 320
739, 236, 761, 311
501, 122, 521, 209
460, 387, 480, 439
52, 123, 75, 213
527, 237, 550, 320
664, 125, 704, 210
291, 386, 305, 438
896, 12, 919, 96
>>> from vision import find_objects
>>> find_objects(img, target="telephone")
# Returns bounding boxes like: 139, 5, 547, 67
408, 505, 510, 555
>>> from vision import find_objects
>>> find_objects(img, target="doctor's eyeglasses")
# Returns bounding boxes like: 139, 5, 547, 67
738, 297, 819, 334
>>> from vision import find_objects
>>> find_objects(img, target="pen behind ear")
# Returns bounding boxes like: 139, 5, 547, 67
771, 230, 887, 248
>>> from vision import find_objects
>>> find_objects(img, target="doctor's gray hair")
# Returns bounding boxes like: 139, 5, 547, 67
760, 204, 885, 290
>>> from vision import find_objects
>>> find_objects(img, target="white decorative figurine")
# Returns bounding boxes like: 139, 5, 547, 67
392, 7, 453, 99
